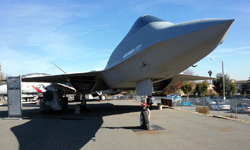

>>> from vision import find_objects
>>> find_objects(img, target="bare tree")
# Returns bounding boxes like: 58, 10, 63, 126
0, 72, 6, 84
182, 68, 195, 85
182, 68, 194, 75
162, 81, 184, 95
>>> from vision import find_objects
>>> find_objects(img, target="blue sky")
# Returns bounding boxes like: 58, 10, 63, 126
0, 0, 249, 80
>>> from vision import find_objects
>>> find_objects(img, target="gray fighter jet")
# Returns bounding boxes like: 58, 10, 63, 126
23, 15, 234, 129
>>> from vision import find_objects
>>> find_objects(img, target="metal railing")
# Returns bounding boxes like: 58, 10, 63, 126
120, 94, 250, 122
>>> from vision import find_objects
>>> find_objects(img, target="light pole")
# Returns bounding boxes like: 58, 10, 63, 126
211, 58, 226, 103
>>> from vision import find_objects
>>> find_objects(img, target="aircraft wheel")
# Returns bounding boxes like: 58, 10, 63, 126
100, 95, 106, 101
140, 111, 149, 130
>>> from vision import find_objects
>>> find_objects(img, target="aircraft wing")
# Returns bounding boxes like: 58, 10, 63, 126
153, 74, 216, 91
22, 71, 100, 83
52, 83, 76, 94
171, 74, 216, 82
22, 71, 108, 93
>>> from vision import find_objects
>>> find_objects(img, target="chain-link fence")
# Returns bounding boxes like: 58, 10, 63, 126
178, 98, 250, 122
120, 94, 250, 122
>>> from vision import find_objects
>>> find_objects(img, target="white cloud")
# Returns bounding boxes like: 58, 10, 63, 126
241, 51, 250, 54
224, 4, 250, 14
207, 55, 219, 58
214, 47, 250, 54
133, 1, 163, 12
0, 48, 52, 76
0, 2, 110, 76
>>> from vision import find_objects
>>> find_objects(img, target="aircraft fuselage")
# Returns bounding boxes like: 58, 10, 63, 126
101, 16, 234, 89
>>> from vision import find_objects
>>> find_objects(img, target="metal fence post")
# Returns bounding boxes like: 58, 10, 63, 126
235, 99, 237, 118
217, 99, 219, 115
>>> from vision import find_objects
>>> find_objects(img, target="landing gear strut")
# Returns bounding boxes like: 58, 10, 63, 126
80, 94, 86, 112
140, 96, 151, 130
136, 79, 153, 130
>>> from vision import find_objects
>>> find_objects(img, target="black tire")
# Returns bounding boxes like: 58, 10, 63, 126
148, 104, 152, 110
147, 97, 153, 110
241, 109, 244, 114
62, 97, 68, 111
140, 111, 149, 130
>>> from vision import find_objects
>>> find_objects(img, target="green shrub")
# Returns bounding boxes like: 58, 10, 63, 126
196, 106, 209, 114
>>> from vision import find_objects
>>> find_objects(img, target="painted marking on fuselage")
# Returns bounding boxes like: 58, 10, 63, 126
123, 44, 142, 59
31, 85, 42, 92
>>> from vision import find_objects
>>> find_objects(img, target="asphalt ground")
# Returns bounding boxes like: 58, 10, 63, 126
0, 99, 250, 150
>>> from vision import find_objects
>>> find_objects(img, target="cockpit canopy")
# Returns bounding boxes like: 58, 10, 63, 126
125, 15, 166, 38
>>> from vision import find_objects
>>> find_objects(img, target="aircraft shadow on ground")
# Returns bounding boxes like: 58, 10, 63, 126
0, 101, 143, 150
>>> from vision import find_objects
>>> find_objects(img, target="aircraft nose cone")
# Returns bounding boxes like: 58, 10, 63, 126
186, 18, 235, 34
209, 19, 234, 29
219, 19, 234, 23
167, 18, 234, 69
210, 19, 234, 24
154, 18, 235, 44
214, 19, 234, 44
226, 19, 235, 22
201, 19, 234, 45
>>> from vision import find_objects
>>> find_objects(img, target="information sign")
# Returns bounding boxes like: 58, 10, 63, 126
7, 76, 22, 118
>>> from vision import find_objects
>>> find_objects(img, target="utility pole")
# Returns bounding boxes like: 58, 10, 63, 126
222, 61, 226, 103
211, 58, 226, 103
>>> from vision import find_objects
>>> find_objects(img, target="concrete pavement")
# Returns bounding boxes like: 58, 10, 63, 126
0, 99, 249, 150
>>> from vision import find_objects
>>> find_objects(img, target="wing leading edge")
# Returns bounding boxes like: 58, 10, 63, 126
153, 74, 216, 92
22, 71, 108, 93
22, 72, 215, 93
172, 74, 216, 82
